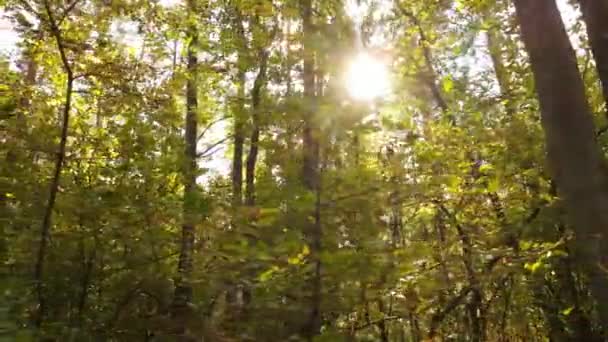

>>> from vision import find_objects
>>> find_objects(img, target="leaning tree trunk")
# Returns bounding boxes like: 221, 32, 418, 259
578, 0, 608, 119
34, 1, 75, 328
513, 0, 608, 331
171, 29, 199, 335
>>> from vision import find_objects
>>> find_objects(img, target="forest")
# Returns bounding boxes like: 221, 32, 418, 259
2, 0, 608, 340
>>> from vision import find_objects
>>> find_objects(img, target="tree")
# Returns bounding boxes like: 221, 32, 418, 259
513, 0, 608, 333
34, 0, 76, 328
171, 16, 200, 339
300, 0, 322, 339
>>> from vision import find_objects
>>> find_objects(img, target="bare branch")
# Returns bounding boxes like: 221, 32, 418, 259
197, 116, 229, 142
197, 135, 232, 158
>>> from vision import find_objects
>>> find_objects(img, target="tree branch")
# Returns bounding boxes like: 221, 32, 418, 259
197, 135, 232, 158
428, 286, 473, 339
396, 4, 448, 113
197, 116, 229, 142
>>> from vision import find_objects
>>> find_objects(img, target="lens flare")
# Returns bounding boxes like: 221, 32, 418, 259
346, 53, 390, 101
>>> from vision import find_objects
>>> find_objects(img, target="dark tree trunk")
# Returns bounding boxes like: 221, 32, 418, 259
232, 8, 247, 209
409, 311, 421, 342
578, 0, 608, 119
377, 300, 389, 342
232, 69, 245, 207
75, 230, 96, 329
513, 0, 608, 331
34, 2, 74, 327
302, 2, 319, 192
245, 50, 269, 207
301, 0, 322, 339
171, 30, 199, 332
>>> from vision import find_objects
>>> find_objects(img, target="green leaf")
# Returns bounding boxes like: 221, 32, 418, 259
487, 178, 499, 193
561, 307, 574, 316
442, 76, 454, 93
524, 260, 543, 273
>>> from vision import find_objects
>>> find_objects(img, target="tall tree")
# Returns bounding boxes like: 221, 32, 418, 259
301, 0, 322, 339
513, 0, 608, 332
171, 22, 199, 335
232, 6, 246, 208
34, 0, 75, 328
245, 47, 269, 206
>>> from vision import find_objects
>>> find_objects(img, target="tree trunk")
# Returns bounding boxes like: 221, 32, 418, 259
34, 2, 74, 327
75, 227, 96, 329
486, 26, 514, 116
232, 7, 247, 209
301, 0, 322, 339
377, 300, 389, 342
171, 30, 199, 332
578, 0, 608, 119
245, 50, 269, 207
513, 0, 608, 331
232, 68, 245, 207
301, 1, 319, 192
398, 6, 448, 113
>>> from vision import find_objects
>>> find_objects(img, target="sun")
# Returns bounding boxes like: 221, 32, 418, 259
346, 53, 390, 101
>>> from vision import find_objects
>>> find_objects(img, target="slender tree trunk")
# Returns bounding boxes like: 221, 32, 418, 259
232, 68, 245, 207
377, 300, 389, 342
18, 37, 39, 118
225, 11, 247, 326
436, 204, 484, 342
409, 311, 421, 342
171, 30, 199, 332
245, 50, 269, 206
301, 1, 319, 192
398, 6, 448, 113
75, 230, 96, 329
301, 0, 322, 339
34, 1, 74, 327
433, 213, 451, 338
578, 0, 608, 119
513, 0, 608, 331
486, 30, 507, 92
486, 27, 514, 116
486, 18, 528, 339
232, 7, 246, 209
456, 222, 484, 342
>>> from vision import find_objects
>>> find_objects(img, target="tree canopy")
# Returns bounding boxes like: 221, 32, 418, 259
2, 0, 608, 341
